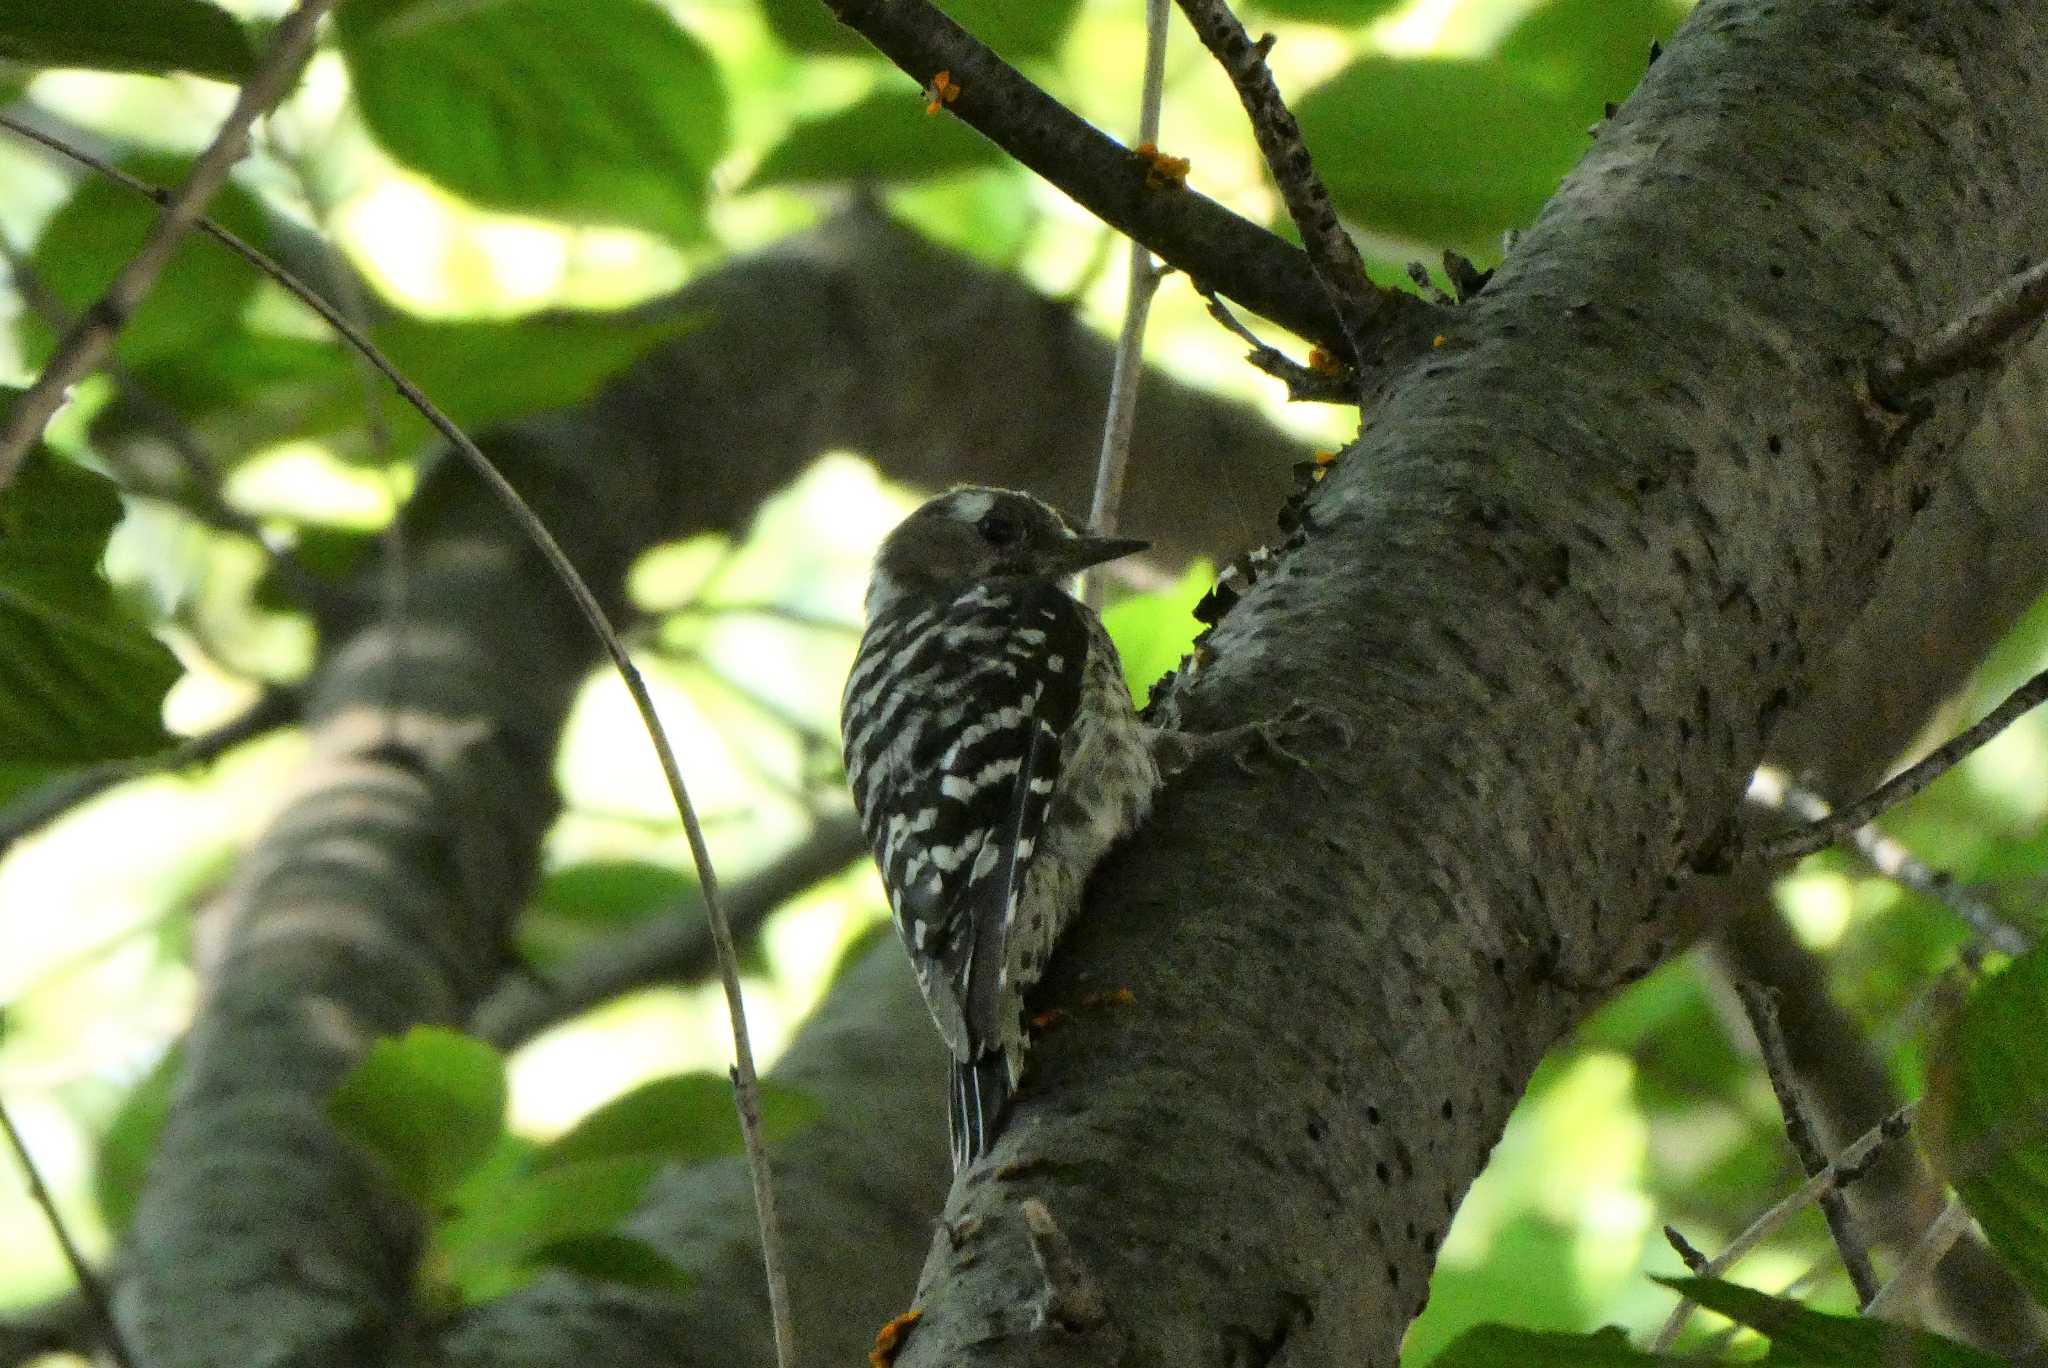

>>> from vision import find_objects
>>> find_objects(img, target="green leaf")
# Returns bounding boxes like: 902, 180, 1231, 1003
20, 154, 270, 367
1244, 0, 1405, 27
0, 0, 253, 81
537, 1073, 820, 1170
367, 309, 703, 439
1102, 559, 1213, 700
1658, 1278, 2002, 1366
520, 858, 695, 965
1294, 55, 1587, 247
760, 0, 1082, 59
528, 1231, 693, 1294
0, 435, 180, 795
327, 1027, 507, 1206
93, 1045, 184, 1234
1926, 946, 2048, 1307
748, 91, 1004, 189
337, 0, 725, 242
436, 1153, 661, 1301
1498, 0, 1688, 106
1428, 1324, 1666, 1367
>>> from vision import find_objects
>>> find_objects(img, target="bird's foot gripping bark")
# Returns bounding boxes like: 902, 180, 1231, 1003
1152, 701, 1353, 781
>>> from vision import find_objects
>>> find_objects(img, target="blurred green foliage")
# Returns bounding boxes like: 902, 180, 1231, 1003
0, 0, 2043, 1359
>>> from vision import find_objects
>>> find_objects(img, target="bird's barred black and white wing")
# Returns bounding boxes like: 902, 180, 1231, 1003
841, 580, 1090, 1144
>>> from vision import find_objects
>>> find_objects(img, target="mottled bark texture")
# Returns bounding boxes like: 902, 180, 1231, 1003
108, 3, 2048, 1365
896, 3, 2048, 1365
114, 206, 1305, 1368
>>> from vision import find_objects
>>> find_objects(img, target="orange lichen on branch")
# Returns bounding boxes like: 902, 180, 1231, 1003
923, 70, 961, 115
1133, 140, 1191, 191
1079, 987, 1136, 1010
1029, 1007, 1069, 1034
871, 1309, 923, 1367
1306, 346, 1343, 374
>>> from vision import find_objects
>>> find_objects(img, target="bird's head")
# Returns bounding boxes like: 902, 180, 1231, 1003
867, 486, 1148, 614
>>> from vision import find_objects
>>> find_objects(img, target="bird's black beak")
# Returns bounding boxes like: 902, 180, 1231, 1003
1045, 533, 1150, 575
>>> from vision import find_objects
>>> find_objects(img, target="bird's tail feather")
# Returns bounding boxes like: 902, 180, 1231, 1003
948, 1055, 1012, 1172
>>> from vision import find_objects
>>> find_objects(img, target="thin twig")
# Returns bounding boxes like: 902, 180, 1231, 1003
1745, 667, 2048, 866
1198, 287, 1352, 402
0, 1093, 135, 1368
1747, 768, 2032, 955
0, 690, 298, 861
1736, 982, 1883, 1307
1651, 1105, 1913, 1352
1862, 1195, 1975, 1321
0, 0, 336, 490
2, 123, 800, 1368
1084, 0, 1172, 611
1170, 0, 1391, 377
1875, 258, 2048, 406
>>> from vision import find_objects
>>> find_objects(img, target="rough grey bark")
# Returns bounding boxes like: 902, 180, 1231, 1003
890, 3, 2048, 1364
114, 206, 1306, 1368
105, 3, 2048, 1364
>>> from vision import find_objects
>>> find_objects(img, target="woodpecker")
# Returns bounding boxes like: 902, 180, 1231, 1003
841, 486, 1160, 1171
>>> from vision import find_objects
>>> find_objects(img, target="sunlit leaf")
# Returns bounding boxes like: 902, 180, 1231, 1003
20, 155, 270, 367
1102, 559, 1212, 700
327, 1027, 507, 1207
760, 0, 1082, 59
1294, 55, 1586, 248
1926, 947, 2048, 1307
0, 0, 253, 81
1658, 1278, 2001, 1366
436, 1154, 661, 1301
337, 0, 725, 242
0, 434, 180, 801
748, 91, 1004, 189
521, 858, 695, 965
93, 1045, 184, 1234
537, 1073, 821, 1170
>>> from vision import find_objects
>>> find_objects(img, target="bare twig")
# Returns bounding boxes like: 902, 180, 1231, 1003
1084, 0, 1172, 612
1744, 666, 2048, 866
1663, 1223, 1709, 1273
1875, 258, 2048, 406
1651, 1105, 1913, 1351
1170, 0, 1391, 376
1863, 1196, 1975, 1321
0, 690, 298, 861
471, 813, 868, 1049
1736, 981, 1883, 1307
1198, 287, 1352, 402
0, 0, 336, 490
0, 1094, 135, 1368
1747, 768, 2032, 955
2, 123, 799, 1368
1020, 1198, 1107, 1330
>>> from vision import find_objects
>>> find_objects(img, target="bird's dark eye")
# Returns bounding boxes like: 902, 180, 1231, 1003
977, 511, 1021, 546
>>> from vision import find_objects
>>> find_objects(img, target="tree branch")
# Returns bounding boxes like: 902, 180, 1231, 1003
1735, 982, 1883, 1306
1875, 257, 2048, 405
820, 0, 1443, 359
470, 814, 868, 1050
1172, 0, 1397, 373
0, 0, 334, 489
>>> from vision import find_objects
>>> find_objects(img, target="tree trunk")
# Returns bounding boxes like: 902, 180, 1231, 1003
111, 1, 2048, 1363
